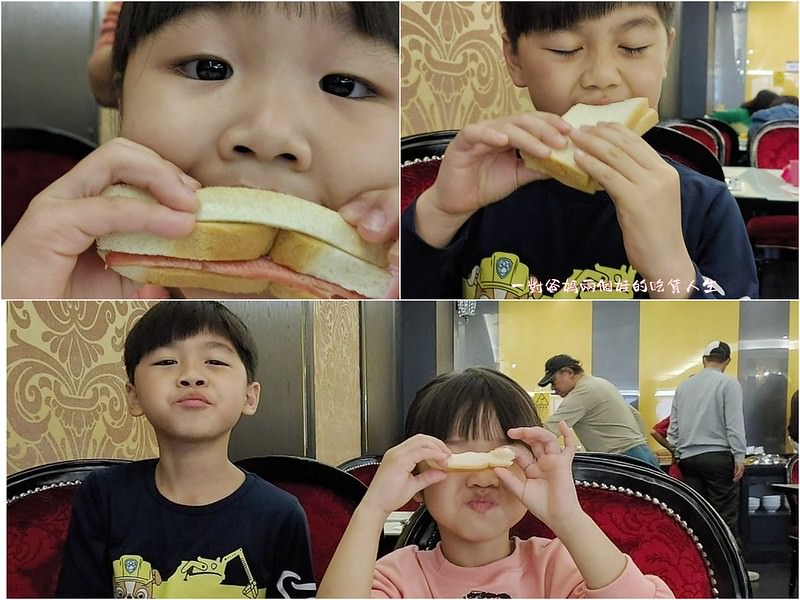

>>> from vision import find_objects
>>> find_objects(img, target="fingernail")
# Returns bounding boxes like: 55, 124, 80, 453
361, 208, 387, 233
339, 199, 370, 221
180, 173, 202, 189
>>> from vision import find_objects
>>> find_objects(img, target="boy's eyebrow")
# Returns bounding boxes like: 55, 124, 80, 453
614, 16, 661, 33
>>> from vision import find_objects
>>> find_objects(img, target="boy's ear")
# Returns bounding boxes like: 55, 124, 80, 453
663, 26, 677, 79
126, 383, 145, 417
242, 381, 261, 416
502, 33, 528, 88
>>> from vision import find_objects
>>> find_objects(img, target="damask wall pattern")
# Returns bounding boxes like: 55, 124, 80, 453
401, 2, 532, 137
7, 301, 159, 475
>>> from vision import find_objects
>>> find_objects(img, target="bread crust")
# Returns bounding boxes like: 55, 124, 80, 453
520, 98, 659, 194
270, 231, 392, 298
97, 185, 390, 266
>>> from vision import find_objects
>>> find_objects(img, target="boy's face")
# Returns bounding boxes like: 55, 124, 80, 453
127, 330, 260, 443
119, 6, 399, 213
504, 5, 674, 115
418, 435, 528, 559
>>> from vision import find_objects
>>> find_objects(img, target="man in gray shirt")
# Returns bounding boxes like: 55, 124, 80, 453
666, 341, 754, 581
537, 354, 659, 468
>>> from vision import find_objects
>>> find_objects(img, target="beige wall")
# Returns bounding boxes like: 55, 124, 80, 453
7, 301, 364, 475
402, 2, 531, 136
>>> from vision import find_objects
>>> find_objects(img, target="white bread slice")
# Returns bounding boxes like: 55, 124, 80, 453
428, 447, 516, 472
269, 231, 391, 298
96, 185, 390, 267
521, 98, 659, 194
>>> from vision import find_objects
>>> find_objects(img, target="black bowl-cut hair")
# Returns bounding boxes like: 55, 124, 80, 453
405, 367, 541, 443
124, 301, 258, 384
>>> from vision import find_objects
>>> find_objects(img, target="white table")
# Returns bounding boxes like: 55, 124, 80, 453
383, 511, 415, 536
723, 166, 798, 203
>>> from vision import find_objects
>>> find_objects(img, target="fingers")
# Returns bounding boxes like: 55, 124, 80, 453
570, 123, 660, 188
338, 189, 399, 245
54, 137, 200, 213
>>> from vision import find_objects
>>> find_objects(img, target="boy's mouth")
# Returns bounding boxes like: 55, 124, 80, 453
177, 395, 211, 408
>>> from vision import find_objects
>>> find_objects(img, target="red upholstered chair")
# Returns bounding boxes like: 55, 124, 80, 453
338, 454, 420, 512
2, 126, 97, 242
698, 117, 743, 166
7, 459, 130, 598
235, 455, 376, 585
662, 120, 724, 163
749, 119, 799, 169
643, 126, 726, 182
401, 130, 456, 212
395, 453, 750, 598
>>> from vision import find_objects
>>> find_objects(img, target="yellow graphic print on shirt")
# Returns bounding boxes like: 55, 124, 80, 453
112, 551, 264, 598
462, 252, 638, 299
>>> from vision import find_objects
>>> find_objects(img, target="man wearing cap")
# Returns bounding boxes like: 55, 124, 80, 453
537, 354, 659, 468
666, 341, 754, 581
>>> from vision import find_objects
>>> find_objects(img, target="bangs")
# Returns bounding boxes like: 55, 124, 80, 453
124, 302, 257, 384
405, 368, 541, 443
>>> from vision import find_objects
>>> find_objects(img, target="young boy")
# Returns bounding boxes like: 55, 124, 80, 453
56, 301, 315, 598
401, 2, 758, 300
3, 2, 398, 299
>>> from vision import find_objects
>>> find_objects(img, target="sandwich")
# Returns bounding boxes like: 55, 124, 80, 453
96, 185, 393, 299
521, 97, 659, 194
427, 447, 516, 472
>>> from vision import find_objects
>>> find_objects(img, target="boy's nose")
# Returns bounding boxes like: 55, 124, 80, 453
219, 101, 312, 172
579, 52, 622, 90
179, 375, 206, 387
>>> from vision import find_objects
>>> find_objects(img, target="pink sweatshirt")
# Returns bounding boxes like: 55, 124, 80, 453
372, 537, 675, 598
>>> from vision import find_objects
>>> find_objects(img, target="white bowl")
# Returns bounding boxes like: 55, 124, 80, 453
761, 495, 782, 512
748, 497, 761, 512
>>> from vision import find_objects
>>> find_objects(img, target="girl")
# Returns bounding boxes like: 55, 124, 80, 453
3, 2, 398, 299
318, 367, 674, 598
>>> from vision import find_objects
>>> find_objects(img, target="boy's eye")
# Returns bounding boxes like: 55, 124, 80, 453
621, 46, 649, 56
319, 74, 376, 99
206, 359, 230, 366
548, 48, 581, 56
177, 58, 233, 81
153, 359, 176, 366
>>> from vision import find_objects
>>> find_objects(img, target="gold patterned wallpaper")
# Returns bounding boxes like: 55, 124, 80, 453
7, 301, 363, 475
401, 1, 531, 137
7, 301, 159, 474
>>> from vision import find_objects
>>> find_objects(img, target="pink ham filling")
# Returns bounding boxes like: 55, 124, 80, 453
104, 252, 366, 299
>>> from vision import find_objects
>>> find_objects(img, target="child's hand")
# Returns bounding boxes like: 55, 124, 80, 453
495, 421, 582, 530
339, 188, 399, 298
415, 112, 572, 248
571, 123, 695, 297
2, 137, 200, 298
361, 434, 450, 518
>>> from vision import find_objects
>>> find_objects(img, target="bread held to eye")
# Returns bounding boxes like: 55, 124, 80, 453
427, 447, 516, 471
96, 185, 393, 298
520, 97, 659, 194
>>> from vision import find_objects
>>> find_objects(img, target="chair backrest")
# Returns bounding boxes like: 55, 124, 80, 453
2, 126, 97, 243
788, 454, 799, 485
395, 454, 750, 598
746, 215, 799, 249
698, 117, 742, 166
662, 120, 723, 162
401, 130, 457, 212
643, 126, 726, 182
235, 455, 372, 586
7, 459, 130, 599
338, 455, 421, 512
749, 119, 799, 169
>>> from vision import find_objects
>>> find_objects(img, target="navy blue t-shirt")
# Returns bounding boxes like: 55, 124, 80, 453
56, 460, 315, 598
401, 157, 758, 299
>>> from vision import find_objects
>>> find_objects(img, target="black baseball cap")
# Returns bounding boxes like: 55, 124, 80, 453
538, 354, 581, 387
703, 341, 731, 361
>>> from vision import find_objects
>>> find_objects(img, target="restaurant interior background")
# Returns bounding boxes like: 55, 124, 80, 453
7, 300, 797, 477
400, 1, 799, 135
1, 2, 796, 143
